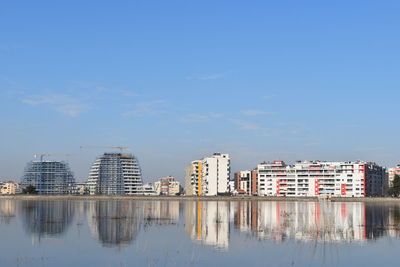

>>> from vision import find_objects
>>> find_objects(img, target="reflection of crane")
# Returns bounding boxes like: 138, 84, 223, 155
34, 153, 74, 161
80, 146, 131, 152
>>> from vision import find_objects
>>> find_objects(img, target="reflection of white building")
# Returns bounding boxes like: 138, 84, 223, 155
143, 201, 180, 224
87, 200, 142, 247
0, 199, 16, 224
234, 201, 367, 243
185, 201, 229, 249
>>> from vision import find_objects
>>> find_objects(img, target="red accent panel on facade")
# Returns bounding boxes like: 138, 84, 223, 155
315, 180, 320, 195
341, 184, 346, 196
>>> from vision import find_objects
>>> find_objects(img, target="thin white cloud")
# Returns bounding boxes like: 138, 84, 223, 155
241, 110, 275, 116
22, 94, 91, 117
181, 113, 223, 123
70, 80, 138, 98
123, 100, 168, 117
230, 119, 261, 131
186, 72, 227, 81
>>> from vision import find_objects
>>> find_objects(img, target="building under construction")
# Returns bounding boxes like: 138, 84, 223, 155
87, 152, 143, 195
21, 160, 75, 194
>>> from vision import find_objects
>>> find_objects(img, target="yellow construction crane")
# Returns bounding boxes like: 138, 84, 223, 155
34, 153, 74, 161
80, 146, 131, 152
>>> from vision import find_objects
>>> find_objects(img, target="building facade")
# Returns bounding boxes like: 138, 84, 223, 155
87, 152, 143, 195
234, 170, 258, 195
21, 160, 75, 194
184, 153, 230, 196
154, 176, 181, 195
388, 165, 400, 187
1, 182, 20, 195
257, 160, 387, 197
73, 182, 88, 195
142, 183, 157, 195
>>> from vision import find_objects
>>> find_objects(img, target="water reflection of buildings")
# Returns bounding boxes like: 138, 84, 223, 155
143, 201, 180, 225
185, 201, 230, 249
5, 199, 400, 250
88, 200, 180, 247
21, 200, 74, 238
234, 201, 371, 243
0, 199, 16, 224
87, 200, 142, 247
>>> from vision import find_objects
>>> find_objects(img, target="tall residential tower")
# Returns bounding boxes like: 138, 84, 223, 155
185, 153, 230, 196
87, 152, 143, 195
22, 160, 75, 194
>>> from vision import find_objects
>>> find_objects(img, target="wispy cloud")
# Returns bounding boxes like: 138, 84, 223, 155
123, 100, 168, 117
186, 72, 228, 81
241, 110, 275, 116
229, 119, 261, 131
22, 94, 91, 117
70, 80, 138, 98
181, 113, 223, 123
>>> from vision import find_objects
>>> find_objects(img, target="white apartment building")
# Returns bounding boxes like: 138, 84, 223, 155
257, 160, 387, 197
142, 183, 157, 195
184, 153, 230, 196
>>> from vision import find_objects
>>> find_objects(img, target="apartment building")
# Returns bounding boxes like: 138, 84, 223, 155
257, 160, 387, 197
234, 170, 258, 195
388, 165, 400, 187
142, 183, 157, 196
1, 182, 20, 195
184, 153, 230, 196
22, 160, 75, 195
154, 176, 181, 195
87, 153, 143, 195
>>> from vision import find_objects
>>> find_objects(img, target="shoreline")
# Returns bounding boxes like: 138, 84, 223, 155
0, 195, 398, 202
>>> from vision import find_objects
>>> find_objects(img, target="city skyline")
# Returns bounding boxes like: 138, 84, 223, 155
1, 1, 400, 181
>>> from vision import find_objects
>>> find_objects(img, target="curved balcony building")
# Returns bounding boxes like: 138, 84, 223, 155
87, 153, 143, 195
21, 161, 75, 194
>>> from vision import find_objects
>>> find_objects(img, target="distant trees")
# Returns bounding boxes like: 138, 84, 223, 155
389, 174, 400, 197
22, 185, 37, 194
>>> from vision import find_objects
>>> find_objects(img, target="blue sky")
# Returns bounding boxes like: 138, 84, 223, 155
1, 0, 400, 182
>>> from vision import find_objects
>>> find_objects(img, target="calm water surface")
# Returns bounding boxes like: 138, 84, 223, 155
0, 199, 399, 266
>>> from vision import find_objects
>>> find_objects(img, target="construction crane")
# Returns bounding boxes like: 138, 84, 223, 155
34, 153, 74, 161
80, 146, 131, 152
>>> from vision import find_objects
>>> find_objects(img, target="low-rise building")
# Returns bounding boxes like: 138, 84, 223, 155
257, 160, 387, 197
154, 176, 181, 195
142, 183, 157, 195
74, 182, 88, 195
388, 165, 400, 187
234, 170, 258, 195
1, 182, 20, 195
